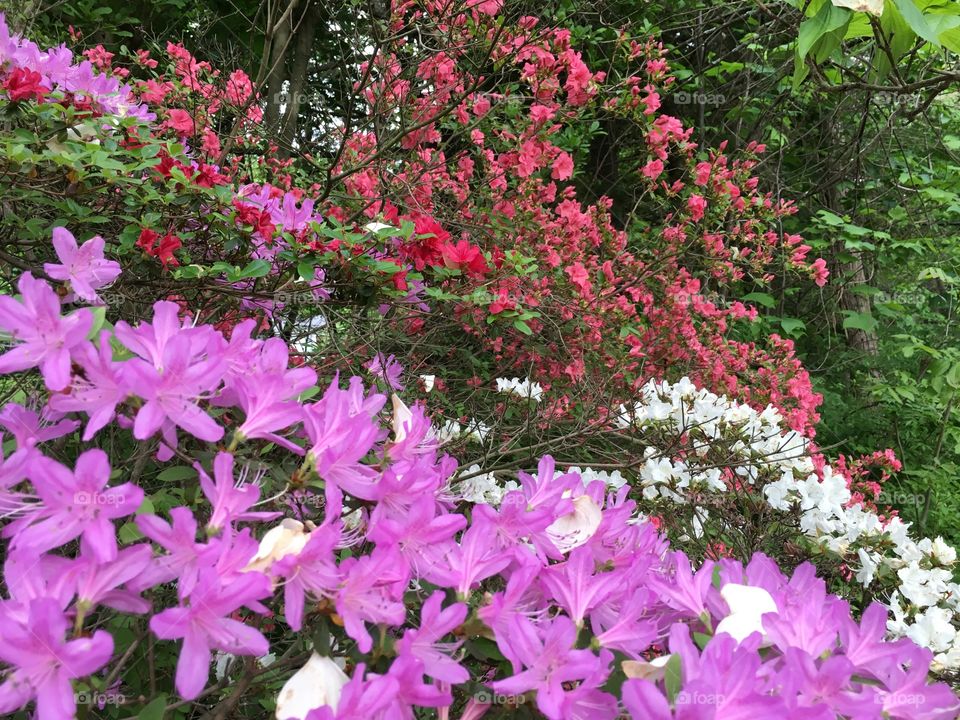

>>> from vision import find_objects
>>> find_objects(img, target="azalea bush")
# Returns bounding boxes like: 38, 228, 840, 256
1, 3, 959, 719
0, 261, 957, 720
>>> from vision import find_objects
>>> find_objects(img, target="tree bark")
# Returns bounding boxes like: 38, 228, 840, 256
820, 113, 878, 356
264, 0, 299, 133
280, 0, 320, 150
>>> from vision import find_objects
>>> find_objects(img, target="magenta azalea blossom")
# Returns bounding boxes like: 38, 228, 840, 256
0, 597, 114, 720
396, 591, 469, 683
273, 522, 342, 630
150, 571, 272, 700
0, 402, 79, 449
49, 331, 127, 441
304, 664, 399, 720
335, 547, 408, 653
135, 506, 221, 598
302, 376, 386, 518
365, 352, 404, 391
9, 448, 142, 562
0, 272, 91, 391
114, 300, 213, 369
491, 615, 611, 719
196, 452, 280, 532
123, 332, 226, 446
65, 542, 154, 614
43, 227, 121, 304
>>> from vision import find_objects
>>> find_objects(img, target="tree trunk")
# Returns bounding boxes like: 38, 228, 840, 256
819, 114, 878, 356
280, 1, 320, 151
264, 0, 299, 133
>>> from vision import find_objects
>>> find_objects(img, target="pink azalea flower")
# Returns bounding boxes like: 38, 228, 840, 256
49, 331, 126, 441
150, 571, 272, 700
335, 547, 408, 653
123, 332, 226, 447
43, 227, 121, 304
0, 597, 113, 719
396, 591, 469, 683
490, 615, 610, 719
0, 272, 92, 391
273, 522, 342, 631
196, 452, 280, 533
135, 506, 221, 598
9, 449, 142, 562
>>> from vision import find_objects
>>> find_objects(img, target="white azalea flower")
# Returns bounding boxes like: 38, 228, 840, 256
906, 607, 957, 653
855, 548, 879, 586
495, 376, 544, 402
546, 495, 603, 553
276, 653, 349, 720
831, 0, 884, 16
622, 654, 671, 680
245, 519, 312, 573
391, 393, 413, 443
715, 583, 778, 643
931, 537, 957, 566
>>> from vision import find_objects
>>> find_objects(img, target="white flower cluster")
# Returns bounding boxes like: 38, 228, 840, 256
618, 377, 960, 670
435, 417, 491, 445
452, 465, 626, 506
454, 465, 517, 505
495, 376, 544, 402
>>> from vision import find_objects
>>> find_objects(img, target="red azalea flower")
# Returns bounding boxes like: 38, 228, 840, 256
194, 164, 228, 188
155, 235, 182, 268
136, 228, 159, 253
3, 68, 49, 102
153, 154, 176, 178
165, 108, 196, 136
137, 229, 180, 268
441, 240, 489, 276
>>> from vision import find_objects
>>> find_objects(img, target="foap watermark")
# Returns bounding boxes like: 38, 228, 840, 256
877, 491, 925, 506
97, 291, 127, 307
674, 91, 725, 106
873, 91, 921, 109
75, 491, 127, 506
876, 692, 926, 707
272, 90, 324, 106
673, 290, 724, 308
874, 290, 925, 307
676, 690, 726, 707
75, 691, 126, 707
473, 690, 528, 706
274, 291, 324, 306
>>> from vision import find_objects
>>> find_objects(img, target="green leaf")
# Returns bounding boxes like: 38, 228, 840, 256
117, 522, 144, 544
692, 632, 712, 650
298, 260, 316, 280
743, 292, 776, 308
817, 210, 846, 226
842, 311, 878, 332
664, 654, 683, 702
513, 319, 533, 335
798, 2, 851, 60
135, 694, 168, 720
156, 466, 196, 483
239, 259, 271, 279
780, 317, 807, 335
85, 306, 107, 339
893, 0, 941, 44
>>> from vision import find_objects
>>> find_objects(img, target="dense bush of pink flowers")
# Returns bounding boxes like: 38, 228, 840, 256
0, 253, 956, 719
0, 7, 955, 720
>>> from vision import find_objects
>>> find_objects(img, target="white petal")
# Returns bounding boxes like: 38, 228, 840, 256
391, 394, 413, 443
547, 495, 603, 553
276, 653, 349, 720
